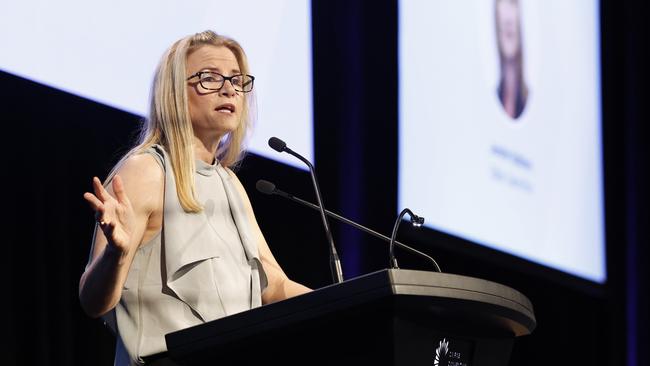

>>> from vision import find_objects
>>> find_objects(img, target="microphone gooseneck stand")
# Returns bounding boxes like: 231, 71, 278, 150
268, 137, 344, 284
389, 208, 425, 269
256, 179, 441, 272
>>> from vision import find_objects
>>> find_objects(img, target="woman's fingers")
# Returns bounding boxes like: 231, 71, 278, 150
84, 192, 110, 225
112, 175, 131, 206
87, 177, 117, 225
86, 176, 130, 251
83, 192, 103, 211
92, 176, 113, 203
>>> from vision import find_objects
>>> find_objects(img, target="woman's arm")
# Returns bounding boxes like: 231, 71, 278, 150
79, 154, 163, 318
226, 169, 312, 304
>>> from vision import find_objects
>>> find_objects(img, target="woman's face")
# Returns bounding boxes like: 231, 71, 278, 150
496, 0, 521, 61
186, 45, 244, 138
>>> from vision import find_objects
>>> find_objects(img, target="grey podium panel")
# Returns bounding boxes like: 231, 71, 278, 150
165, 269, 536, 366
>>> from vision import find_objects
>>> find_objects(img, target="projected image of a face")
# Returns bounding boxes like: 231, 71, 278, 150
496, 0, 521, 60
495, 0, 528, 120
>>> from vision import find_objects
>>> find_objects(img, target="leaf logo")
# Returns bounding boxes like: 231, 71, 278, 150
434, 338, 449, 366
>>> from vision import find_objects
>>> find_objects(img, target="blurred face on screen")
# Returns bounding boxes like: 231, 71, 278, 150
496, 0, 521, 61
186, 45, 244, 138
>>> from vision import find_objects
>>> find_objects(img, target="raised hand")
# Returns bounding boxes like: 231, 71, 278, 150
83, 175, 136, 255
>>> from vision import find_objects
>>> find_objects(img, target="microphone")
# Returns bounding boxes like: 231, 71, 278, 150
268, 137, 287, 152
256, 179, 441, 272
268, 137, 344, 283
389, 208, 425, 269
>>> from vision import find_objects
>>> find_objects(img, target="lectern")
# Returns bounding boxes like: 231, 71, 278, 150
166, 269, 535, 366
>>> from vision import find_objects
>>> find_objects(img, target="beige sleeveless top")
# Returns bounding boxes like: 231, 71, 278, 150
98, 145, 267, 365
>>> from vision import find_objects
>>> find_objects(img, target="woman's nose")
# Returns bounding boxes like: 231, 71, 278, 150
220, 79, 237, 97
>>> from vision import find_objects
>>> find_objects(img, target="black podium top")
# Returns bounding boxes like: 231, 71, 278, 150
166, 269, 535, 365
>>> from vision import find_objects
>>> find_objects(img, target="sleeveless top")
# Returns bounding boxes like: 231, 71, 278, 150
96, 145, 267, 365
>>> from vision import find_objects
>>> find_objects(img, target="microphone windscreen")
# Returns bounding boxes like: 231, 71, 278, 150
268, 137, 287, 152
256, 180, 276, 195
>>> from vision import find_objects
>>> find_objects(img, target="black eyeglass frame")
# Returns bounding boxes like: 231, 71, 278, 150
186, 71, 255, 93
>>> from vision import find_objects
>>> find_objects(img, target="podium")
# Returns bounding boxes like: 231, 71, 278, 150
165, 269, 535, 366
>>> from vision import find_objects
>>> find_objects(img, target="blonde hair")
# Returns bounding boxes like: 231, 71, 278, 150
109, 30, 256, 213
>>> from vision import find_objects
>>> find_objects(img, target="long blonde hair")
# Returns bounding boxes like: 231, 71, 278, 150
110, 30, 255, 213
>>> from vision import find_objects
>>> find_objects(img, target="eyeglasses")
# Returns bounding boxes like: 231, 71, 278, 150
186, 71, 255, 93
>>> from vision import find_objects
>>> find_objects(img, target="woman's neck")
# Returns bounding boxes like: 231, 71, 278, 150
193, 134, 222, 164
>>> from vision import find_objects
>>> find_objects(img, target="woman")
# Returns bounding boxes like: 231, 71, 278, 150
495, 0, 529, 119
79, 30, 311, 365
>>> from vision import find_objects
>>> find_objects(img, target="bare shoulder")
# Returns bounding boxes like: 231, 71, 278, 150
111, 152, 164, 212
117, 153, 163, 184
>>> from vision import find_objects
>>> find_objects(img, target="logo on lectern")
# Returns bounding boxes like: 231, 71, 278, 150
434, 338, 449, 366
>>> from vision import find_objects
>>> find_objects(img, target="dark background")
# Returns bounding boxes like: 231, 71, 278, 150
0, 1, 647, 365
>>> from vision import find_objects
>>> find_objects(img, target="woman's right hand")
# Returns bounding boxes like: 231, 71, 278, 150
79, 155, 163, 318
83, 175, 135, 255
